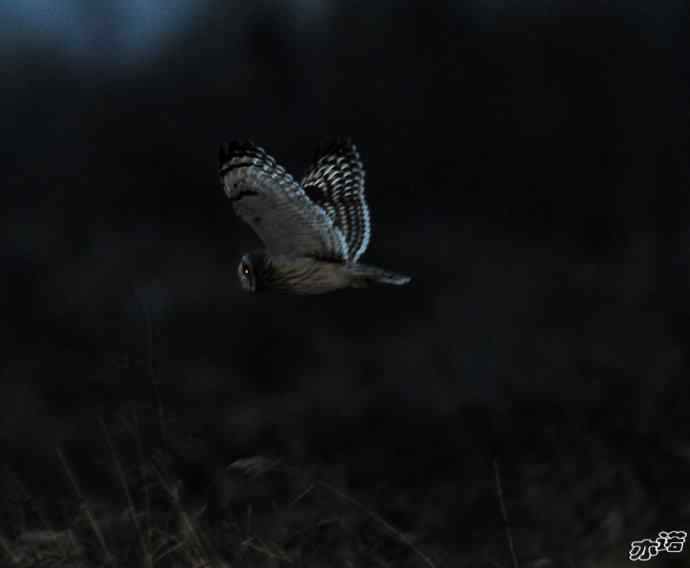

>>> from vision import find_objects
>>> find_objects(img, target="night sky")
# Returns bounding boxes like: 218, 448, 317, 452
1, 1, 689, 563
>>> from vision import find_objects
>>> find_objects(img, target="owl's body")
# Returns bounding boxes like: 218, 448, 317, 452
239, 252, 350, 294
219, 140, 410, 294
239, 251, 408, 294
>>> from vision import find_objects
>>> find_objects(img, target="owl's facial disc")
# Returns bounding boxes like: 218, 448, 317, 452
237, 256, 256, 293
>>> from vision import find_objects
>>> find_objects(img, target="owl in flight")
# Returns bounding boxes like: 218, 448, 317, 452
219, 139, 411, 294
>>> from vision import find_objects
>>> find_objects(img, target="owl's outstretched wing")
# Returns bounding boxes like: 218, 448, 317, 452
219, 142, 348, 260
300, 139, 371, 262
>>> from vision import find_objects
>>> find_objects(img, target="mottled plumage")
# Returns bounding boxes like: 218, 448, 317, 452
301, 140, 370, 262
219, 139, 410, 294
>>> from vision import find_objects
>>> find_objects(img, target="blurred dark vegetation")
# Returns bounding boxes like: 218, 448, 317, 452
1, 0, 689, 564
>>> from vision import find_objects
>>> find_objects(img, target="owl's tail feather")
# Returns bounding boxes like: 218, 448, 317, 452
345, 264, 411, 288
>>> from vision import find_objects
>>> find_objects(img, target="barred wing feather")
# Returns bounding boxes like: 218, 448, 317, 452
219, 142, 348, 260
301, 139, 371, 262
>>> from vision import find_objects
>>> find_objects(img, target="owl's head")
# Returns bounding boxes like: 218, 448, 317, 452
237, 251, 270, 293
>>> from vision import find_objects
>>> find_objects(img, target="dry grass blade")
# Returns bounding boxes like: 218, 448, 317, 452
18, 529, 72, 546
0, 532, 20, 565
241, 536, 292, 563
493, 457, 519, 568
135, 290, 168, 450
4, 467, 70, 559
286, 483, 315, 509
152, 465, 219, 566
126, 405, 154, 557
227, 455, 436, 567
56, 447, 114, 566
317, 480, 437, 568
227, 456, 281, 478
100, 417, 153, 568
153, 538, 188, 565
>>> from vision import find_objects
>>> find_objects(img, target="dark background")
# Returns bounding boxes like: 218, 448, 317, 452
1, 0, 689, 564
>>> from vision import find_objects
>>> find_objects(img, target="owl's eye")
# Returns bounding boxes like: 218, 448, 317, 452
241, 262, 250, 276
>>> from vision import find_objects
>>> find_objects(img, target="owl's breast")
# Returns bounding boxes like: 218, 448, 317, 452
270, 256, 351, 294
